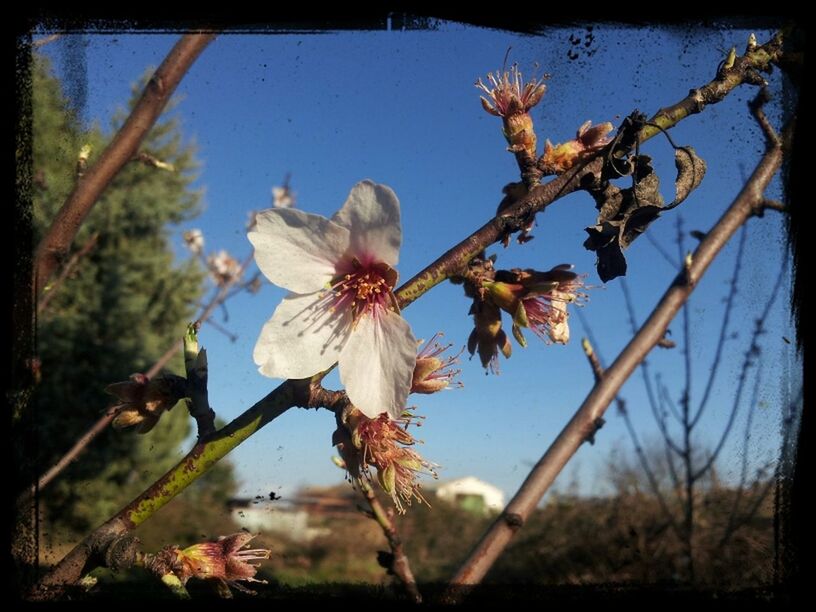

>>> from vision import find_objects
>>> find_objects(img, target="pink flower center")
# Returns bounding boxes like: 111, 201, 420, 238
331, 258, 396, 320
522, 296, 564, 340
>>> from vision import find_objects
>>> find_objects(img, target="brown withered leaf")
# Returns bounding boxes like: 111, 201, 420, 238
584, 155, 665, 282
668, 146, 707, 209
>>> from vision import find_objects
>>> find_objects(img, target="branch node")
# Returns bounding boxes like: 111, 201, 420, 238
102, 534, 141, 571
502, 512, 524, 530
584, 417, 606, 445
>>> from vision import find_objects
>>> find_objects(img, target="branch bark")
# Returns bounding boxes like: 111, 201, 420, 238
443, 129, 786, 599
33, 33, 216, 298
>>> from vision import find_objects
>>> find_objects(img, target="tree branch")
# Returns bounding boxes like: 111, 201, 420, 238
691, 250, 789, 482
689, 225, 747, 429
33, 33, 216, 298
620, 280, 685, 467
636, 32, 784, 144
30, 377, 303, 598
442, 126, 786, 599
19, 251, 254, 504
37, 231, 99, 314
580, 336, 681, 539
359, 479, 422, 603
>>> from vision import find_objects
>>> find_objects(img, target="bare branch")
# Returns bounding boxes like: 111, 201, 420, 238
620, 279, 684, 463
19, 250, 254, 503
34, 33, 217, 298
749, 87, 781, 147
203, 317, 238, 342
658, 375, 684, 425
443, 128, 785, 597
645, 230, 679, 268
689, 225, 748, 429
677, 221, 697, 579
718, 360, 765, 549
761, 198, 787, 213
36, 232, 99, 314
358, 479, 422, 603
132, 151, 175, 172
691, 251, 789, 481
580, 335, 681, 538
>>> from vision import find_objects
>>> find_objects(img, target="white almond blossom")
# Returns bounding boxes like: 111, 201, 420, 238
183, 229, 205, 255
207, 250, 242, 286
249, 180, 417, 419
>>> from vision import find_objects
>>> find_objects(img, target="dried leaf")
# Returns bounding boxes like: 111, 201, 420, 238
592, 183, 625, 223
669, 146, 706, 209
583, 156, 665, 282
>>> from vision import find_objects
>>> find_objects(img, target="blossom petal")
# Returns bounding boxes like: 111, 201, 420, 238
249, 208, 350, 294
332, 181, 401, 267
254, 291, 353, 379
339, 310, 416, 419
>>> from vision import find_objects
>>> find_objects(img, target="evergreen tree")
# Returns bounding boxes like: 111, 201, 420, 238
27, 55, 237, 539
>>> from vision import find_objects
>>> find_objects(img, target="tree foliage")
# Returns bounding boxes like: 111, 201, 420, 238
27, 56, 235, 537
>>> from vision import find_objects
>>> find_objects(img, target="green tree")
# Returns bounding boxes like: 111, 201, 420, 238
27, 55, 236, 540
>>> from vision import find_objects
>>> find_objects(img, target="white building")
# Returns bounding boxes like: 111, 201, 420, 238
434, 477, 506, 514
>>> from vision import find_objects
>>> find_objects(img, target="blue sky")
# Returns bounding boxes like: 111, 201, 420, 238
36, 23, 798, 504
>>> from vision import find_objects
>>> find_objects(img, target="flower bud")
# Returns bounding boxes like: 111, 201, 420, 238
483, 265, 586, 347
476, 66, 547, 158
106, 373, 184, 434
147, 533, 270, 595
411, 333, 463, 394
467, 300, 511, 373
333, 408, 437, 513
540, 120, 614, 174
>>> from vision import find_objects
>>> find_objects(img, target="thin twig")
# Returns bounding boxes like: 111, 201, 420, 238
358, 479, 422, 603
645, 231, 679, 269
658, 375, 684, 425
691, 251, 789, 481
723, 388, 801, 550
749, 88, 782, 147
689, 225, 748, 429
718, 360, 764, 549
620, 280, 685, 466
677, 217, 696, 580
203, 317, 238, 342
19, 251, 254, 504
761, 198, 787, 213
37, 232, 99, 314
580, 335, 681, 539
34, 33, 216, 298
443, 125, 786, 598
